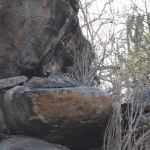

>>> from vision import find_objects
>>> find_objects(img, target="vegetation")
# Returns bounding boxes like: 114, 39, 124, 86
75, 0, 150, 149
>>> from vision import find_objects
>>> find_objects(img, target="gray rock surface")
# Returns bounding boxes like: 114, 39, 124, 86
1, 85, 112, 150
0, 135, 70, 150
24, 76, 81, 88
0, 95, 9, 133
0, 76, 28, 90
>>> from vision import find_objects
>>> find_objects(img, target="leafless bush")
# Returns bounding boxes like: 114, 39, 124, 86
102, 80, 150, 150
75, 0, 150, 149
76, 0, 150, 89
65, 0, 119, 86
76, 0, 150, 149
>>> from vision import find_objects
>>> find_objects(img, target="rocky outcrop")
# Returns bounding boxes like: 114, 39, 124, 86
0, 83, 111, 150
0, 0, 111, 149
0, 0, 87, 79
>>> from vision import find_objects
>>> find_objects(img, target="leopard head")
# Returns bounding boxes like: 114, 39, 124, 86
43, 62, 62, 77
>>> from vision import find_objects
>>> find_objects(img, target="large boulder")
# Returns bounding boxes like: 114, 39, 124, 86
0, 0, 83, 79
1, 85, 112, 150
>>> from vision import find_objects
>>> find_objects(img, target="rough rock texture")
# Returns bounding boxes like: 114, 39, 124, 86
24, 76, 81, 88
1, 86, 112, 150
0, 95, 9, 134
0, 76, 28, 90
0, 0, 82, 79
0, 135, 70, 150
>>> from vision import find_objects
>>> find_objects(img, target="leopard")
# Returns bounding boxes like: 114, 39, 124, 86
42, 62, 78, 81
43, 62, 62, 77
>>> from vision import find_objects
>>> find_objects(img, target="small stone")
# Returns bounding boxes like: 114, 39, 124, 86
0, 135, 70, 150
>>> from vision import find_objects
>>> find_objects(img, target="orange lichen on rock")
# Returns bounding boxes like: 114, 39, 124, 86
29, 89, 111, 123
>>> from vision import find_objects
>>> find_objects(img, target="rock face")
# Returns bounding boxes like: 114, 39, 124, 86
0, 135, 70, 150
0, 0, 82, 79
1, 85, 111, 150
0, 76, 28, 90
24, 76, 81, 88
